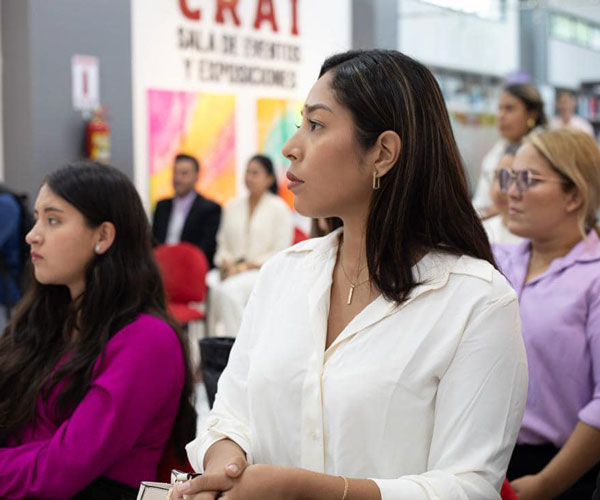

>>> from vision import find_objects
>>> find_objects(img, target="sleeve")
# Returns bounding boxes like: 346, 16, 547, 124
372, 293, 528, 500
198, 203, 221, 267
0, 194, 20, 247
186, 283, 260, 471
253, 200, 294, 266
578, 278, 600, 428
472, 141, 503, 211
151, 200, 166, 245
0, 320, 185, 499
213, 204, 233, 268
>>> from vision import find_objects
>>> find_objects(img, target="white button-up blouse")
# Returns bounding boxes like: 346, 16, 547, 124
187, 229, 528, 499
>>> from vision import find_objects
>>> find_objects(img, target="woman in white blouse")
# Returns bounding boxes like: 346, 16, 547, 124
206, 154, 294, 337
176, 50, 527, 500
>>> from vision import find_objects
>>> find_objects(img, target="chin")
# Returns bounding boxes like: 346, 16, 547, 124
506, 222, 531, 238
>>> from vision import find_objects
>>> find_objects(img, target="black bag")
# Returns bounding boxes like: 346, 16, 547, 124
199, 337, 235, 408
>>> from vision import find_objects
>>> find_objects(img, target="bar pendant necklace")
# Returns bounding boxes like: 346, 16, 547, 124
339, 234, 369, 306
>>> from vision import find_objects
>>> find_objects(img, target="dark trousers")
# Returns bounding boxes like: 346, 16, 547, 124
71, 476, 138, 500
507, 443, 600, 500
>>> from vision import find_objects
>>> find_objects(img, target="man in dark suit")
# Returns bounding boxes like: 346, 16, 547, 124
152, 153, 221, 267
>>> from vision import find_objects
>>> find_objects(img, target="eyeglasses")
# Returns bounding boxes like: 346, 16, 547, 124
497, 168, 568, 193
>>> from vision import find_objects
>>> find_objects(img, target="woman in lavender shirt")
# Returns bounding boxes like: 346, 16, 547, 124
494, 129, 600, 500
0, 163, 196, 499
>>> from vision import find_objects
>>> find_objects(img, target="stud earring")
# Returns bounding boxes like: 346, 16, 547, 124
527, 118, 536, 129
95, 244, 101, 254
372, 171, 381, 190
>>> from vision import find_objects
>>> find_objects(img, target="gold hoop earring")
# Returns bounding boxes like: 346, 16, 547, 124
527, 118, 536, 129
372, 171, 381, 190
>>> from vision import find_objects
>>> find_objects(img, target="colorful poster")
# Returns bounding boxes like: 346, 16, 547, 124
148, 90, 236, 209
256, 98, 302, 210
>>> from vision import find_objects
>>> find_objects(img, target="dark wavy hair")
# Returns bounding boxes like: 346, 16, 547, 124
504, 83, 547, 128
319, 50, 495, 304
249, 154, 278, 195
0, 162, 196, 460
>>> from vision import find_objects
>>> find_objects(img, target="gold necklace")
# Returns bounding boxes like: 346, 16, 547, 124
339, 234, 369, 305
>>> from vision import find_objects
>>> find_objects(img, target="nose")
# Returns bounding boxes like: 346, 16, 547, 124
506, 179, 522, 200
282, 131, 301, 162
25, 221, 41, 246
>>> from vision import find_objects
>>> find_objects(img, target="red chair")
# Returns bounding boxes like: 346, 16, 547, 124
154, 243, 209, 324
156, 439, 195, 482
501, 478, 519, 500
293, 227, 308, 244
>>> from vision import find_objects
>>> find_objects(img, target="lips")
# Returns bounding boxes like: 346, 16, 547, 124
286, 171, 304, 190
508, 206, 522, 216
31, 251, 42, 262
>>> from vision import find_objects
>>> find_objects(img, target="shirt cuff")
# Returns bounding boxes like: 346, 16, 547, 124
578, 398, 600, 430
185, 415, 253, 473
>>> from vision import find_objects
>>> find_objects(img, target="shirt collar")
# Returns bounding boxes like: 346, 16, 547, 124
173, 190, 196, 206
287, 227, 493, 298
505, 230, 600, 287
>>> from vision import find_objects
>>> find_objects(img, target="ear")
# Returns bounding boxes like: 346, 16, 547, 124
94, 222, 116, 255
564, 187, 583, 214
370, 130, 402, 178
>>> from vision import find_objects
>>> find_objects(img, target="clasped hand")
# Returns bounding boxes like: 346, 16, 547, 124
169, 457, 288, 500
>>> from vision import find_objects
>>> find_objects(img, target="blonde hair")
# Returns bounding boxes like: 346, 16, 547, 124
526, 128, 600, 236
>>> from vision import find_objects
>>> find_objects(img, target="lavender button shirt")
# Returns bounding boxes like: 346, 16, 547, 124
494, 230, 600, 447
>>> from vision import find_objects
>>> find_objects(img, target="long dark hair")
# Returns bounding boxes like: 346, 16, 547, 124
0, 162, 196, 459
319, 50, 495, 304
249, 154, 278, 195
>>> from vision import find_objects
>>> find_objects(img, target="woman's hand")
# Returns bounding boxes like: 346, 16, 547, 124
510, 474, 553, 500
219, 464, 289, 500
170, 464, 289, 500
170, 455, 248, 500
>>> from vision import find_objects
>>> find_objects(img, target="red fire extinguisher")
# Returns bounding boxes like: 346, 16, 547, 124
85, 106, 111, 162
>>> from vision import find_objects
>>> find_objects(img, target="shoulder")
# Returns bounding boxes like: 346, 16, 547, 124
482, 140, 506, 164
106, 314, 182, 362
451, 254, 514, 298
264, 193, 290, 211
259, 232, 335, 277
195, 193, 221, 211
493, 241, 527, 272
155, 198, 172, 210
224, 195, 246, 211
420, 252, 517, 310
0, 192, 20, 213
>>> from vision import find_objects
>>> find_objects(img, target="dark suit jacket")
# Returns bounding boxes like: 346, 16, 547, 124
152, 192, 221, 268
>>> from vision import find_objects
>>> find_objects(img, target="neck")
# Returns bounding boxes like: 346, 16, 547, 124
530, 227, 583, 265
339, 215, 368, 278
177, 190, 193, 199
560, 111, 573, 124
249, 191, 264, 206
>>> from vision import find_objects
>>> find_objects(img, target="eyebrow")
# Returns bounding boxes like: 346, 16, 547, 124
302, 103, 333, 115
34, 206, 65, 215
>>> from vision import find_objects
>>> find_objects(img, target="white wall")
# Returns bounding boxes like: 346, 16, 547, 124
548, 39, 600, 88
398, 0, 519, 77
0, 3, 4, 182
131, 0, 351, 210
547, 1, 600, 88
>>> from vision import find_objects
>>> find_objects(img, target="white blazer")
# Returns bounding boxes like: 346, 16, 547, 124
213, 192, 294, 267
187, 229, 528, 500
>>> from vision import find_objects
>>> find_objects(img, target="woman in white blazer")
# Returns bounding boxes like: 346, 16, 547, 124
177, 50, 527, 500
473, 83, 547, 217
206, 154, 294, 338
